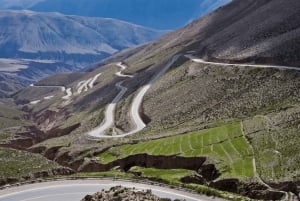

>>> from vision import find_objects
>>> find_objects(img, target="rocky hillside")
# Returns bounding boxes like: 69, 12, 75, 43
1, 0, 300, 199
81, 186, 185, 201
185, 0, 300, 66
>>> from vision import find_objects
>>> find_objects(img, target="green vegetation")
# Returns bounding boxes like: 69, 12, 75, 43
0, 148, 60, 178
0, 117, 23, 130
98, 123, 254, 180
0, 104, 25, 130
0, 104, 23, 119
243, 108, 300, 182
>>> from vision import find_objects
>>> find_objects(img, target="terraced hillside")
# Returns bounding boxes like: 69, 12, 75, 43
98, 123, 253, 179
0, 0, 299, 200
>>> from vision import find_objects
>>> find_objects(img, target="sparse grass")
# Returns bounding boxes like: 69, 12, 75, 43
0, 104, 24, 119
0, 104, 26, 130
97, 123, 254, 180
0, 148, 60, 179
243, 106, 300, 182
0, 117, 24, 130
126, 47, 181, 74
33, 108, 105, 148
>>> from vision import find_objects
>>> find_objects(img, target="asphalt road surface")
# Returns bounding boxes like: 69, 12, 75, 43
0, 179, 219, 201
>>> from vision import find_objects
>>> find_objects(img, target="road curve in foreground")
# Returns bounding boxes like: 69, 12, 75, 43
88, 54, 180, 138
0, 179, 219, 201
185, 54, 300, 71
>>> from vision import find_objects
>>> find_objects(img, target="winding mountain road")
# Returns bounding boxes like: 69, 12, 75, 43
88, 55, 180, 138
115, 62, 134, 78
0, 179, 215, 201
185, 54, 300, 71
88, 81, 128, 137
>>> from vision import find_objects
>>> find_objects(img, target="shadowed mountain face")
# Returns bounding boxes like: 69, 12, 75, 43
0, 0, 230, 30
184, 0, 300, 66
0, 10, 165, 96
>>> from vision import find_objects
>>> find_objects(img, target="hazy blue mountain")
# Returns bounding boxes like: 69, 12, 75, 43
0, 10, 165, 95
0, 0, 230, 29
0, 0, 44, 9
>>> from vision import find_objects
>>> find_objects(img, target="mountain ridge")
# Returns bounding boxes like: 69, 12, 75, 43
0, 0, 300, 199
0, 10, 165, 96
0, 0, 230, 29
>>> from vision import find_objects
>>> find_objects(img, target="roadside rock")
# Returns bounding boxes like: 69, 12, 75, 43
81, 186, 186, 201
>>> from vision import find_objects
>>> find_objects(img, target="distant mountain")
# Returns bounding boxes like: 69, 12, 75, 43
2, 0, 300, 199
0, 0, 44, 9
0, 0, 230, 29
0, 10, 165, 96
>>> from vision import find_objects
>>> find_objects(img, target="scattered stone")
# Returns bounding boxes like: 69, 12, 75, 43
81, 186, 186, 201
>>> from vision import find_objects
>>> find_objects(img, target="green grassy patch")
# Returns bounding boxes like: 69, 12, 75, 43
0, 104, 25, 130
0, 104, 24, 119
0, 148, 61, 179
97, 123, 254, 180
244, 110, 300, 182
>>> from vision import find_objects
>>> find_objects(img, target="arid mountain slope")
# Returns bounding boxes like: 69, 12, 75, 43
1, 0, 300, 199
0, 10, 164, 96
184, 0, 300, 66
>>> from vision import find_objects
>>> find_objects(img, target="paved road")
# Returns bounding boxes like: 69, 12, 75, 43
88, 55, 180, 138
115, 62, 134, 78
0, 180, 216, 201
185, 54, 300, 71
88, 81, 128, 138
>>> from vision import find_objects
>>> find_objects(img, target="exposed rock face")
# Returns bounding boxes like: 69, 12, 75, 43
81, 186, 186, 201
80, 154, 217, 179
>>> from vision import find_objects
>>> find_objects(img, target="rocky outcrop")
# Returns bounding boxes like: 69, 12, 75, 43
180, 175, 205, 185
2, 123, 80, 151
81, 186, 186, 201
270, 182, 299, 197
212, 181, 286, 201
209, 179, 239, 193
81, 154, 211, 175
